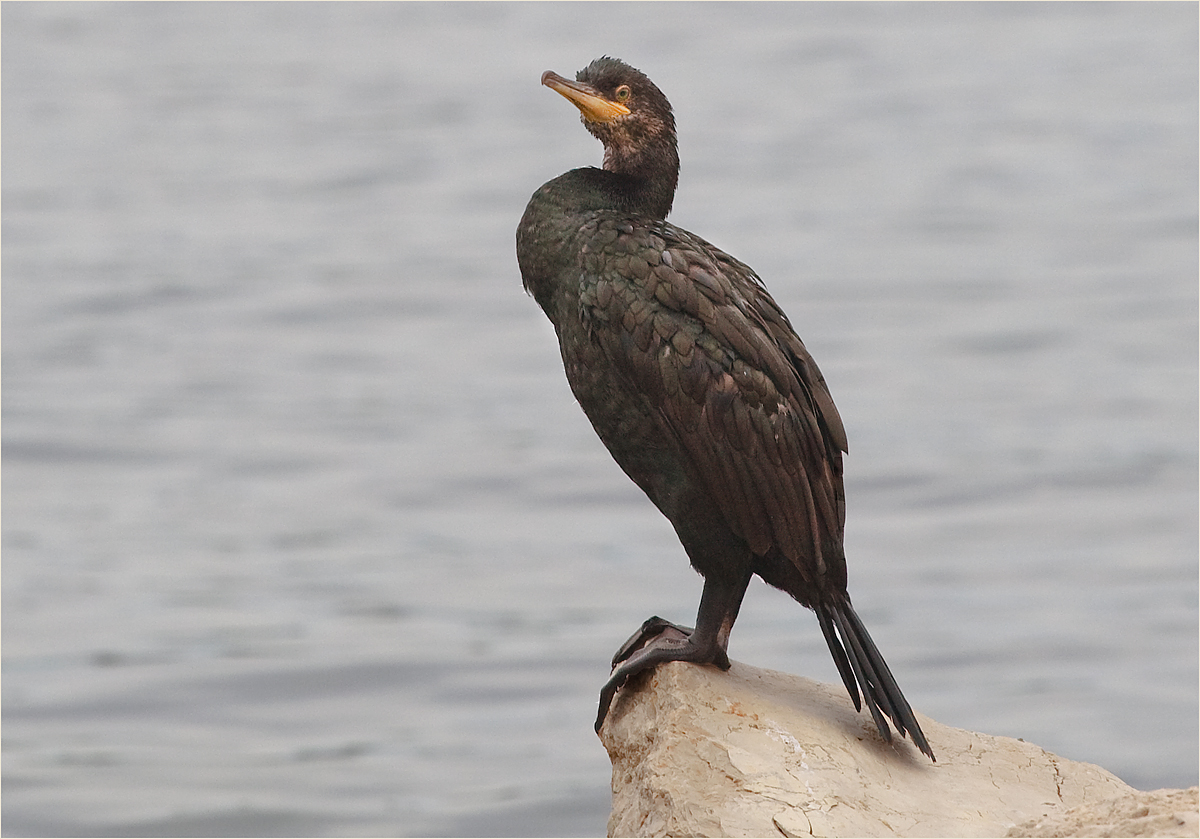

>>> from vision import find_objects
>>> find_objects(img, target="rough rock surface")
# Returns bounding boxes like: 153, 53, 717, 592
1006, 786, 1198, 838
600, 660, 1188, 838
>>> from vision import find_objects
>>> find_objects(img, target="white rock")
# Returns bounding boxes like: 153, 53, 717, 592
599, 660, 1183, 838
1006, 786, 1198, 838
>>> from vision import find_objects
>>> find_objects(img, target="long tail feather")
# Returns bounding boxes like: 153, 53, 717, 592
816, 604, 860, 711
818, 597, 935, 761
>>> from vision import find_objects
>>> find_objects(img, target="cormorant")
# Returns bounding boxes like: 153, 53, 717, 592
516, 57, 933, 761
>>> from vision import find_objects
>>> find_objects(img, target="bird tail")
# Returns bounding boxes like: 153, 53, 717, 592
816, 597, 935, 761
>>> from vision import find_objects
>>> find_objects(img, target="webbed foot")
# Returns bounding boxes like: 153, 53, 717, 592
610, 615, 694, 667
595, 615, 730, 732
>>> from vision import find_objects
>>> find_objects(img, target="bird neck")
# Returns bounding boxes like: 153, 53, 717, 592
601, 139, 679, 220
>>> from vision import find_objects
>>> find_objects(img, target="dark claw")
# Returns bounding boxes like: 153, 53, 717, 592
595, 670, 627, 732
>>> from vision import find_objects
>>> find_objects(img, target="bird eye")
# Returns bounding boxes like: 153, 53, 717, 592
614, 85, 631, 102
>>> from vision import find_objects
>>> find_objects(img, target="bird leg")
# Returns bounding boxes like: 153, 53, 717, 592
595, 571, 751, 732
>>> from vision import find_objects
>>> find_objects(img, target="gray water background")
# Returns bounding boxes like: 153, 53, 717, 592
3, 2, 1196, 836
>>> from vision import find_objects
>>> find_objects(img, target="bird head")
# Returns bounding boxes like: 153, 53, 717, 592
541, 56, 678, 183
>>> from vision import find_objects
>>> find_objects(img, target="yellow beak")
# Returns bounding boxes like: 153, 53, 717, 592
542, 70, 630, 124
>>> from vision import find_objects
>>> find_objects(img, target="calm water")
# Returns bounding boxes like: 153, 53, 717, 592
3, 3, 1196, 836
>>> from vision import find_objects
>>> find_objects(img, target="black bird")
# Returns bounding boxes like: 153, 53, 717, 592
516, 57, 933, 761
